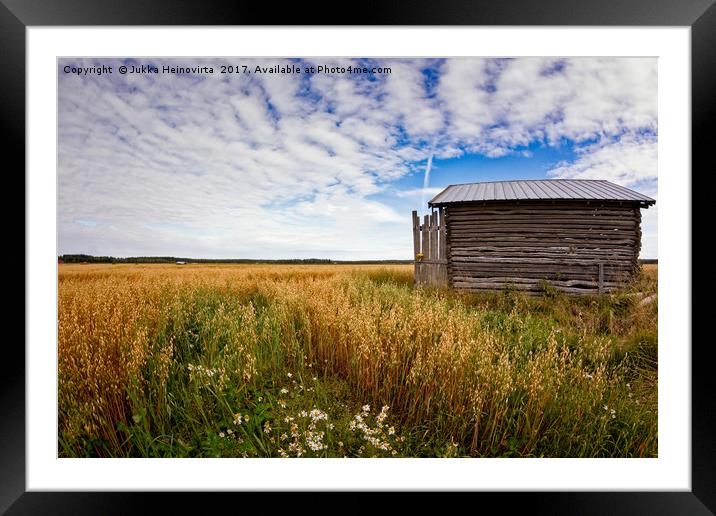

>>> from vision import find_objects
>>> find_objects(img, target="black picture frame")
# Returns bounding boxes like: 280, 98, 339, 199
5, 0, 711, 513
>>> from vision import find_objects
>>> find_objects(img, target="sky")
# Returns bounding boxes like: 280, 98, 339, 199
58, 57, 658, 260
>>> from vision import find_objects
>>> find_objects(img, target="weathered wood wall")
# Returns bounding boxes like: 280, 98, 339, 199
445, 201, 643, 295
412, 209, 448, 288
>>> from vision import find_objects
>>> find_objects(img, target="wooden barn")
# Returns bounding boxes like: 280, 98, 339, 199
412, 179, 655, 295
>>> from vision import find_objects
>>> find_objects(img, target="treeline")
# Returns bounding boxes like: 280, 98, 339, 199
58, 254, 412, 265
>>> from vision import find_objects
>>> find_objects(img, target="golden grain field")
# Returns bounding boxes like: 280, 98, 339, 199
58, 263, 657, 458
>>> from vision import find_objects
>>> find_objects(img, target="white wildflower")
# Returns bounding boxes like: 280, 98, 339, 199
377, 406, 390, 425
309, 408, 328, 422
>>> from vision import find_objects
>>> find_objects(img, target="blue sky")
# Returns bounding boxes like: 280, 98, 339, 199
58, 57, 657, 259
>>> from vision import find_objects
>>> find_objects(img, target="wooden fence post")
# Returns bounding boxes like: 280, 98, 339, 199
429, 211, 436, 261
412, 208, 450, 289
412, 210, 420, 258
423, 214, 430, 260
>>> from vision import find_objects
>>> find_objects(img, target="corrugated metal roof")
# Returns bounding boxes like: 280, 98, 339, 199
428, 179, 656, 206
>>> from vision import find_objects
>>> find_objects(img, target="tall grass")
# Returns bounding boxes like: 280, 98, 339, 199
58, 263, 657, 457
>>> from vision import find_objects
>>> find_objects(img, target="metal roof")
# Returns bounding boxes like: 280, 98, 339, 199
428, 179, 655, 207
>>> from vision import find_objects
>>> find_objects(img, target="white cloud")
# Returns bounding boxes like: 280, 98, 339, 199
383, 60, 444, 137
640, 204, 658, 259
395, 187, 443, 199
436, 57, 657, 157
547, 136, 657, 188
58, 57, 657, 259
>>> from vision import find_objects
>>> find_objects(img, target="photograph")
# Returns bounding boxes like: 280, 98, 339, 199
57, 56, 658, 459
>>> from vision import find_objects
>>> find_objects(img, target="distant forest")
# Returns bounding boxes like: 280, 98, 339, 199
58, 254, 655, 265
58, 254, 413, 265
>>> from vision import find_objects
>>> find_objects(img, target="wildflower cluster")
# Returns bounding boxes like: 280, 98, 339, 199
278, 407, 332, 457
348, 405, 402, 456
217, 427, 242, 443
283, 372, 315, 394
214, 411, 250, 448
603, 404, 617, 419
187, 363, 228, 389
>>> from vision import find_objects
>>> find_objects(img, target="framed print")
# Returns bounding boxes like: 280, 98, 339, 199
6, 0, 712, 513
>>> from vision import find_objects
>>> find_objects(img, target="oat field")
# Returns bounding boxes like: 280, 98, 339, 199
58, 263, 658, 458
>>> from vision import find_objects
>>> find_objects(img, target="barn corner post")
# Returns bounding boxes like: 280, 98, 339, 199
438, 206, 448, 287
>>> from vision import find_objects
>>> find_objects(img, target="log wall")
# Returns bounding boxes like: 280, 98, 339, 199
444, 201, 643, 295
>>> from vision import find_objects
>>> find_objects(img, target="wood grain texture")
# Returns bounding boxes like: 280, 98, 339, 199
413, 209, 448, 288
443, 202, 645, 295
